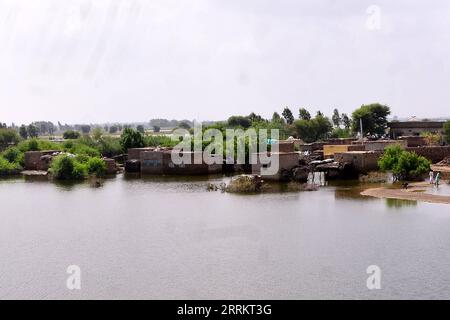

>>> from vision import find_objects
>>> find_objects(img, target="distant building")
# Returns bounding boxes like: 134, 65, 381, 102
388, 121, 445, 139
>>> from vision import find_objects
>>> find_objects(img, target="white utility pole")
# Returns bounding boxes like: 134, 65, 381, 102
360, 118, 363, 141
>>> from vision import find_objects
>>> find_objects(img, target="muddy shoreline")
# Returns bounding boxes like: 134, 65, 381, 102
361, 182, 450, 204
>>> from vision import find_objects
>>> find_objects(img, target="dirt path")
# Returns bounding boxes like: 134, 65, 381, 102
361, 183, 450, 205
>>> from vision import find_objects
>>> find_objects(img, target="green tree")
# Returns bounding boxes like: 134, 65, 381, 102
341, 113, 351, 130
444, 120, 450, 144
271, 112, 284, 124
109, 125, 118, 134
19, 125, 28, 140
248, 112, 264, 123
282, 107, 294, 125
294, 114, 332, 143
92, 127, 103, 141
378, 145, 431, 181
351, 103, 391, 137
136, 125, 145, 134
0, 128, 20, 146
153, 125, 161, 133
332, 108, 341, 127
178, 121, 191, 130
63, 130, 80, 139
298, 108, 311, 120
80, 125, 91, 134
227, 116, 252, 128
27, 124, 38, 138
120, 128, 145, 152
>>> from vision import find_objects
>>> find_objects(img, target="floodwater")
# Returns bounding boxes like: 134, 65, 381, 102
1, 175, 450, 300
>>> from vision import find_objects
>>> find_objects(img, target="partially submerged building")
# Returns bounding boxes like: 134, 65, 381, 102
24, 150, 60, 171
127, 148, 223, 175
251, 141, 301, 181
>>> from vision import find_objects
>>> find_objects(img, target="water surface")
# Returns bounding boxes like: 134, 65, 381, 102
1, 175, 450, 299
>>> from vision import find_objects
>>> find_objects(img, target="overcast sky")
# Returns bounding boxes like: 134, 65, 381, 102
1, 0, 449, 124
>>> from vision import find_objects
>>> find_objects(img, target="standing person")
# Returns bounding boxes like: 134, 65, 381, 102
435, 172, 441, 187
429, 171, 434, 184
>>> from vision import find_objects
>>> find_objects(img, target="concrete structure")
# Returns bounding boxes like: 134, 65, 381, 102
388, 121, 445, 139
334, 151, 383, 173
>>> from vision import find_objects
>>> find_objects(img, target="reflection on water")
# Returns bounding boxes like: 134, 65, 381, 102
386, 198, 418, 209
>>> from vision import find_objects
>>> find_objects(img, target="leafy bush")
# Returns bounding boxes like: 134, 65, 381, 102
98, 137, 122, 157
86, 157, 107, 177
378, 145, 431, 181
120, 128, 145, 152
68, 144, 100, 157
2, 147, 21, 163
63, 130, 80, 139
0, 128, 20, 147
17, 139, 61, 152
330, 127, 352, 139
50, 155, 86, 180
444, 120, 450, 144
0, 156, 21, 175
420, 131, 441, 145
145, 135, 178, 148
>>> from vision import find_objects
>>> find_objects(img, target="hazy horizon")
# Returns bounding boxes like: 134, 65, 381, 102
1, 0, 449, 124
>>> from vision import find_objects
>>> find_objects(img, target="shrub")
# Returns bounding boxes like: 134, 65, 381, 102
2, 147, 21, 163
378, 145, 431, 181
98, 137, 122, 157
420, 131, 441, 145
444, 120, 450, 144
120, 128, 145, 152
63, 140, 100, 157
0, 128, 20, 147
71, 144, 100, 157
0, 156, 21, 175
17, 139, 61, 152
63, 130, 80, 139
145, 135, 178, 147
27, 139, 39, 151
50, 155, 86, 180
86, 157, 107, 177
72, 161, 88, 180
